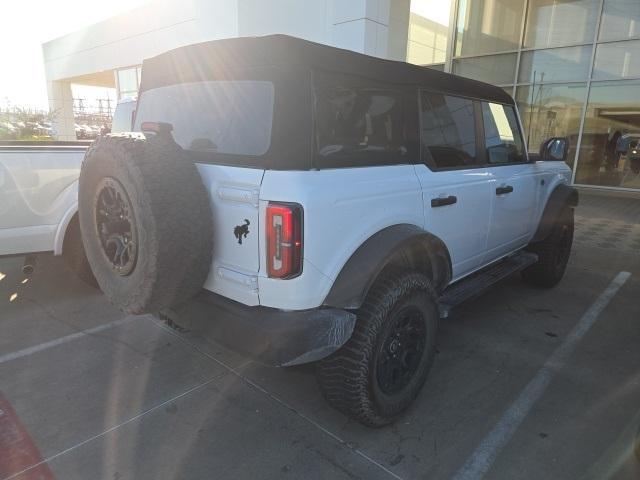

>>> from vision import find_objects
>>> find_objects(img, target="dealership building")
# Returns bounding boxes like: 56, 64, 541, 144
43, 0, 640, 192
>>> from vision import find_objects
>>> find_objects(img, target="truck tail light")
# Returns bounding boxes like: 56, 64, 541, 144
266, 202, 303, 278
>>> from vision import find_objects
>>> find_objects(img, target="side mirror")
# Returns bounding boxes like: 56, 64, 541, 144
539, 137, 568, 162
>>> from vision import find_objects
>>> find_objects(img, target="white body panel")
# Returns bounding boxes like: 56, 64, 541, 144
414, 165, 493, 279
195, 164, 265, 306
0, 147, 86, 256
258, 165, 424, 309
484, 163, 541, 260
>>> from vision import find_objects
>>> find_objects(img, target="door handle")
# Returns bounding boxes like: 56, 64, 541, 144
496, 185, 514, 195
431, 195, 457, 207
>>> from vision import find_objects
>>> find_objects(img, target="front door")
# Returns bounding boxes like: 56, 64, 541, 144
415, 91, 493, 280
480, 101, 540, 261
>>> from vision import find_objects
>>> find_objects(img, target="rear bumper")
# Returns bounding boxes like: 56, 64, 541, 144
162, 290, 356, 367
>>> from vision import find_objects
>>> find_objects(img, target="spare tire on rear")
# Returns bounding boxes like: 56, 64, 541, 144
78, 134, 213, 314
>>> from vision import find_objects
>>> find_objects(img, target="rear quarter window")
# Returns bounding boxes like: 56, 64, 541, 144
313, 72, 413, 168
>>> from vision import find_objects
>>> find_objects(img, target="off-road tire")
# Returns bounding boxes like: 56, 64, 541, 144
78, 134, 213, 314
317, 270, 439, 427
522, 206, 574, 288
63, 215, 98, 288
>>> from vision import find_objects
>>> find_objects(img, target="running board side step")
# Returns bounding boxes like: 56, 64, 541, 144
438, 251, 538, 318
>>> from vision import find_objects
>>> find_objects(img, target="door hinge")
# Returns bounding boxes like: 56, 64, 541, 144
217, 267, 259, 292
217, 187, 260, 207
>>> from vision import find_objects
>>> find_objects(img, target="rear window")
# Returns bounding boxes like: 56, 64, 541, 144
134, 81, 274, 156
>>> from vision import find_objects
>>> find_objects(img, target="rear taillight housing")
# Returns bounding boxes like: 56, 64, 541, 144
266, 202, 303, 278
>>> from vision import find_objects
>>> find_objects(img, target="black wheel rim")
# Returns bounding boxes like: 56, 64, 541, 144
94, 177, 138, 276
375, 306, 427, 395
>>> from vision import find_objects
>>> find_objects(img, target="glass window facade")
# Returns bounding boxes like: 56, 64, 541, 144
592, 40, 640, 80
518, 45, 592, 83
524, 0, 600, 49
599, 0, 640, 42
455, 0, 525, 56
432, 0, 640, 191
574, 80, 640, 188
453, 53, 517, 85
407, 0, 452, 66
516, 83, 587, 166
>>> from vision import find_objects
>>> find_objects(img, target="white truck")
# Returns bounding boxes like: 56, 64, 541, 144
3, 36, 578, 427
0, 140, 94, 282
0, 99, 136, 282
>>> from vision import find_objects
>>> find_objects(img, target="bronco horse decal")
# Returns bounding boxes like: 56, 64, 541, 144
234, 219, 250, 244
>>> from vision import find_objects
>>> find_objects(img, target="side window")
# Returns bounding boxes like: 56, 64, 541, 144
420, 92, 478, 169
481, 102, 526, 165
314, 75, 409, 168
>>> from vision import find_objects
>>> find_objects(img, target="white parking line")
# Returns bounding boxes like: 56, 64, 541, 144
452, 271, 632, 480
0, 317, 134, 364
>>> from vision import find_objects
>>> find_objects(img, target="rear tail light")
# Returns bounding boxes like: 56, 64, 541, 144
266, 202, 303, 278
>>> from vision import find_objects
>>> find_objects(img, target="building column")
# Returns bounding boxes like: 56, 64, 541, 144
329, 0, 410, 61
47, 80, 75, 141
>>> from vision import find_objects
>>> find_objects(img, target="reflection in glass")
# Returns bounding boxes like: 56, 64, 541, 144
524, 0, 599, 48
455, 0, 525, 56
515, 83, 587, 167
518, 45, 592, 83
599, 0, 640, 41
407, 0, 452, 65
592, 40, 640, 80
420, 93, 478, 169
481, 102, 526, 164
575, 80, 640, 189
503, 86, 515, 98
452, 53, 517, 85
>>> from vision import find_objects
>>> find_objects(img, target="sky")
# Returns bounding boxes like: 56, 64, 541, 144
0, 0, 149, 111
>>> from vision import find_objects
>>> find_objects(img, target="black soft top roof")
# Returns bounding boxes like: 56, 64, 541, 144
140, 34, 513, 105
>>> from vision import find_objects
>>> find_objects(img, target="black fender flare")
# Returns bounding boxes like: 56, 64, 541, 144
323, 224, 452, 310
532, 184, 579, 242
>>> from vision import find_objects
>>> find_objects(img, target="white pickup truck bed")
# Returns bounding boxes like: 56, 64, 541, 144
0, 142, 90, 256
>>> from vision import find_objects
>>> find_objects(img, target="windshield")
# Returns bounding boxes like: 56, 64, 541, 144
134, 80, 274, 156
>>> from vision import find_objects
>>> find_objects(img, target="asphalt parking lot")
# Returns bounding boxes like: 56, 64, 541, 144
1, 192, 639, 480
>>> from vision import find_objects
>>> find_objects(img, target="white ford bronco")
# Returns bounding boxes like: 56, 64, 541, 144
77, 35, 578, 427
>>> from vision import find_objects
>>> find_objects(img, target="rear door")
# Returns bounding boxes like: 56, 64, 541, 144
480, 102, 540, 261
415, 91, 493, 280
